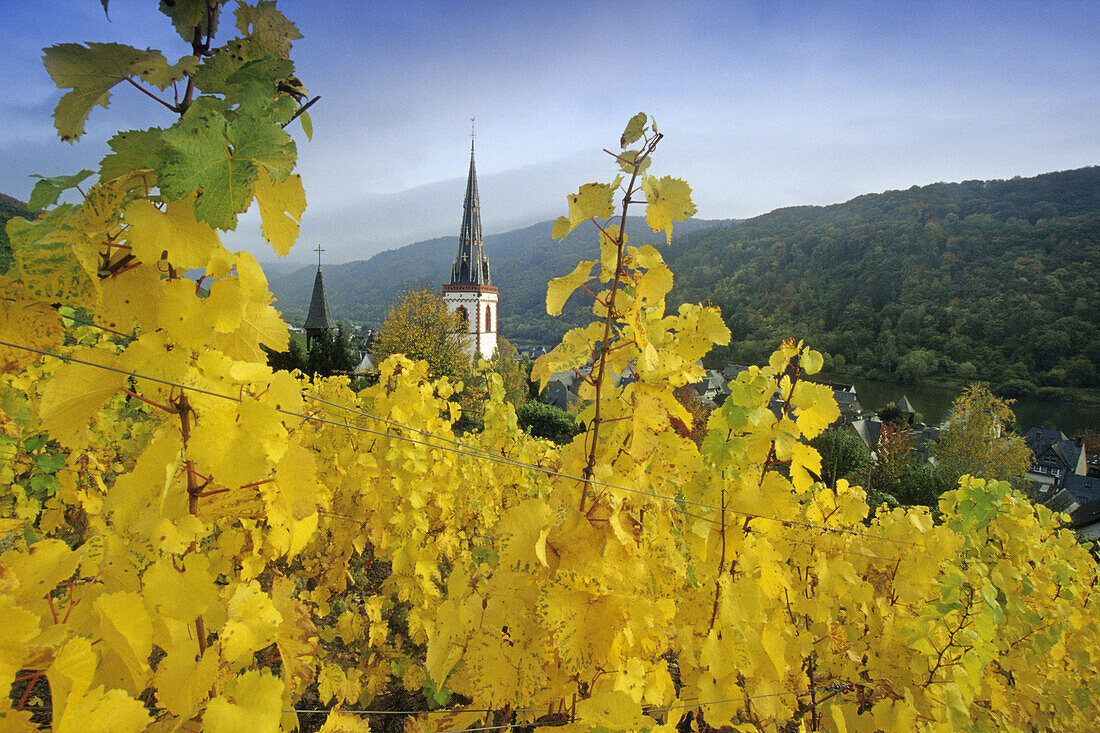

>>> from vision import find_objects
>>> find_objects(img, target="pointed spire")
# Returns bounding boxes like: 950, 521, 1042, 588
451, 126, 490, 286
304, 247, 336, 345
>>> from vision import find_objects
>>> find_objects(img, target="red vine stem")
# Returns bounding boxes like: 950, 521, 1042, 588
14, 671, 43, 710
175, 392, 208, 655
579, 131, 662, 512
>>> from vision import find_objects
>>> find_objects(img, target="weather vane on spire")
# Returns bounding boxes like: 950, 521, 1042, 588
314, 243, 325, 269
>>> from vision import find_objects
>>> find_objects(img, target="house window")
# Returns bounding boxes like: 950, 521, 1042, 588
485, 305, 492, 332
455, 306, 468, 331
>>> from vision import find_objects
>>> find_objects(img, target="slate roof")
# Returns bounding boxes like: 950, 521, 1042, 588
897, 395, 916, 414
832, 390, 861, 413
1070, 498, 1100, 538
355, 352, 376, 374
303, 268, 336, 332
449, 141, 491, 286
850, 419, 884, 450
690, 370, 727, 400
1063, 473, 1100, 504
722, 363, 751, 381
1044, 488, 1080, 515
1025, 427, 1069, 456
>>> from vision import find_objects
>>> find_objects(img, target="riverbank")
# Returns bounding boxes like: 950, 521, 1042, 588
816, 372, 1099, 436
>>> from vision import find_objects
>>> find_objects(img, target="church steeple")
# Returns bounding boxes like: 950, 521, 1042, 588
451, 130, 490, 286
442, 123, 499, 362
303, 244, 336, 350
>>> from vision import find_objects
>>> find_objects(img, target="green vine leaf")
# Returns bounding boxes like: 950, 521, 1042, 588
27, 170, 93, 211
621, 112, 648, 147
100, 129, 165, 181
159, 0, 220, 43
43, 43, 167, 141
235, 0, 304, 58
157, 99, 295, 230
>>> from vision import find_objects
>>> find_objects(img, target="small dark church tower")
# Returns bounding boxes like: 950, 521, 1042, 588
303, 245, 336, 350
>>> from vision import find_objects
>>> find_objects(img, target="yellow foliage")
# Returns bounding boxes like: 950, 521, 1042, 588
3, 36, 1099, 733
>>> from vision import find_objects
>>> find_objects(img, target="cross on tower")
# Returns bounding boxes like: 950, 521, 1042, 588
470, 117, 475, 151
314, 244, 325, 269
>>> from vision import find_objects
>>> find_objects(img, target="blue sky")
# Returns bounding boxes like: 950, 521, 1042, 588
1, 1, 1097, 264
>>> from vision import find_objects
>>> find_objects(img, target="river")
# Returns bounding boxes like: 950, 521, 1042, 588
846, 379, 1098, 437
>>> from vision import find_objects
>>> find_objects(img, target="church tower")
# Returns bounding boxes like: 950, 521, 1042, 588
303, 245, 336, 350
443, 132, 498, 361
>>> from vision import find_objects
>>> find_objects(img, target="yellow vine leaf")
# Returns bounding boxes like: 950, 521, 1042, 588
156, 277, 209, 347
272, 576, 318, 695
642, 175, 696, 244
317, 662, 363, 706
634, 262, 673, 305
214, 299, 289, 361
3, 539, 80, 608
204, 669, 284, 733
46, 637, 92, 727
93, 591, 153, 691
790, 380, 839, 439
220, 580, 283, 665
553, 182, 617, 239
801, 348, 824, 375
574, 689, 646, 730
142, 555, 219, 635
7, 209, 98, 307
790, 441, 822, 494
124, 196, 221, 272
0, 595, 40, 689
318, 712, 373, 733
153, 646, 219, 719
105, 426, 184, 531
269, 438, 320, 556
0, 291, 63, 374
96, 264, 161, 333
496, 499, 555, 572
546, 260, 594, 317
56, 687, 151, 733
37, 347, 124, 449
254, 168, 306, 256
203, 276, 248, 333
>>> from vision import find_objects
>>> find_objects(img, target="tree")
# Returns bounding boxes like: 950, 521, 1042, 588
810, 428, 870, 488
268, 322, 362, 377
932, 383, 1033, 488
516, 401, 583, 444
870, 421, 916, 498
489, 337, 529, 407
897, 348, 938, 381
868, 422, 950, 507
372, 287, 470, 381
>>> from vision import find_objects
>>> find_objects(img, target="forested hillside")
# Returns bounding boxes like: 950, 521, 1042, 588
664, 167, 1100, 395
0, 193, 33, 273
269, 167, 1100, 396
267, 216, 728, 331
